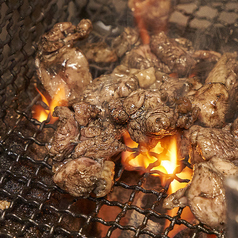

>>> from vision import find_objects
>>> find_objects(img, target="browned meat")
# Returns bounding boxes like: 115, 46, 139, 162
188, 125, 238, 164
189, 83, 229, 128
74, 119, 126, 159
53, 157, 115, 197
205, 53, 238, 91
205, 52, 238, 121
81, 73, 139, 113
159, 75, 202, 105
112, 27, 141, 57
150, 32, 197, 76
35, 20, 93, 103
47, 107, 79, 161
163, 157, 238, 229
73, 102, 100, 127
116, 44, 171, 74
231, 117, 238, 140
81, 42, 118, 63
192, 50, 221, 63
123, 45, 160, 70
108, 88, 199, 143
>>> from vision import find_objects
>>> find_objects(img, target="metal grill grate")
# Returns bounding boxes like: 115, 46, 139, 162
1, 0, 238, 237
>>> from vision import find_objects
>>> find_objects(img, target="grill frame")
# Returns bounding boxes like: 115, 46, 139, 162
1, 0, 238, 237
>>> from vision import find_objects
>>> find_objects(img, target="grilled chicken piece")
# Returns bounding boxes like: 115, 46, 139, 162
81, 42, 118, 63
112, 27, 141, 58
113, 44, 171, 74
35, 20, 93, 103
150, 32, 197, 76
205, 53, 238, 91
109, 87, 199, 143
73, 119, 126, 159
47, 107, 79, 161
189, 83, 229, 128
81, 73, 139, 116
53, 157, 115, 198
188, 124, 238, 164
163, 157, 238, 229
205, 52, 238, 121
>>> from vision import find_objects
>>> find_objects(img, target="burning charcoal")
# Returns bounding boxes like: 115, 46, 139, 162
53, 157, 115, 198
189, 83, 229, 128
188, 124, 238, 164
163, 157, 238, 230
81, 42, 118, 63
35, 20, 93, 103
47, 107, 79, 161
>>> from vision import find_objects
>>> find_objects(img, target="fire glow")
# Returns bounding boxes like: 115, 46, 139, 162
122, 131, 194, 237
33, 84, 67, 124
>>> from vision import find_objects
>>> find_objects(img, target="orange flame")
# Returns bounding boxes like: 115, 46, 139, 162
33, 85, 67, 124
122, 131, 194, 237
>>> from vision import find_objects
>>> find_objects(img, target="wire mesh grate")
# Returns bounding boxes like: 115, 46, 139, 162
1, 0, 238, 237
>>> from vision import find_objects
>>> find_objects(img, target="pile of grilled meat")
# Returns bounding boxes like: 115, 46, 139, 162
35, 19, 238, 231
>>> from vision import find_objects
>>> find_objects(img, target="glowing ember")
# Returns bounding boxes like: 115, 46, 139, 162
33, 84, 67, 124
122, 131, 194, 237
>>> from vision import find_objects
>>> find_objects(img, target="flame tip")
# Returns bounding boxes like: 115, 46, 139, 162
33, 84, 68, 124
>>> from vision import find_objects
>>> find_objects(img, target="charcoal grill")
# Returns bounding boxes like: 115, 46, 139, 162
1, 0, 238, 237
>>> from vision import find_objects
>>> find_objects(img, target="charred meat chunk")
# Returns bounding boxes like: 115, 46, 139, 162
188, 124, 238, 164
35, 20, 93, 103
112, 27, 141, 57
47, 107, 79, 161
81, 42, 118, 63
108, 88, 199, 143
118, 44, 171, 74
53, 157, 115, 198
189, 83, 229, 128
163, 157, 238, 229
73, 102, 100, 127
74, 119, 126, 159
205, 52, 238, 121
205, 53, 238, 91
81, 73, 139, 114
150, 32, 196, 76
